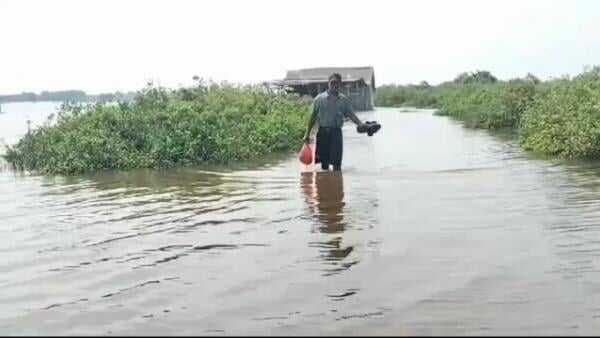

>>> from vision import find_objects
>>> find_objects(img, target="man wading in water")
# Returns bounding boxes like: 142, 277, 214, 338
302, 73, 366, 171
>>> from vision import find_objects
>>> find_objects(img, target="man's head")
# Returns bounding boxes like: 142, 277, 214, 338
328, 73, 342, 95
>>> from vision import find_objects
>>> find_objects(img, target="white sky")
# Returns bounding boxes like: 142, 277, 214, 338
1, 0, 599, 94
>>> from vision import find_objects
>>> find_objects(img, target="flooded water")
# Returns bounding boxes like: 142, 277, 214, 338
3, 106, 600, 335
0, 101, 62, 148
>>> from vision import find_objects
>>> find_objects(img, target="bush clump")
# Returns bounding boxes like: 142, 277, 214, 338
4, 81, 312, 174
519, 68, 600, 159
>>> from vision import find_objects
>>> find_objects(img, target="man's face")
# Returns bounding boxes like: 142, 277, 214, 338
328, 77, 340, 95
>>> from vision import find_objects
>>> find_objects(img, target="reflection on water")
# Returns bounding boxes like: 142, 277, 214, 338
301, 172, 357, 275
6, 108, 600, 334
302, 171, 346, 232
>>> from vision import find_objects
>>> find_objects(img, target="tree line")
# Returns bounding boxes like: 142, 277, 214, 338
0, 90, 137, 104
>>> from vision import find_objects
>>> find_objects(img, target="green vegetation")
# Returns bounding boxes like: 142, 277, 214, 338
4, 81, 311, 174
376, 67, 600, 159
375, 81, 437, 108
374, 71, 503, 109
434, 81, 536, 129
8, 66, 600, 174
519, 69, 600, 159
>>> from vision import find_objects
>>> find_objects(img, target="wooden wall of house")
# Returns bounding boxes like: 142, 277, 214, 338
343, 81, 373, 111
289, 81, 374, 112
289, 83, 326, 97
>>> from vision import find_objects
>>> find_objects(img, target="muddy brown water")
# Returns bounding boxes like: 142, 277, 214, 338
2, 106, 600, 335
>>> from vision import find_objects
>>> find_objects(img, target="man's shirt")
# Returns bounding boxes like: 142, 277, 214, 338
312, 91, 353, 128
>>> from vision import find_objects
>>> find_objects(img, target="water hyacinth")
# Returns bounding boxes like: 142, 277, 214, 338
435, 82, 535, 129
519, 68, 600, 159
4, 81, 312, 175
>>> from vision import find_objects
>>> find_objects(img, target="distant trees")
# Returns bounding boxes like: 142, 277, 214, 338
509, 73, 541, 85
0, 90, 137, 103
0, 92, 38, 102
88, 91, 137, 103
451, 71, 542, 86
374, 70, 547, 111
416, 81, 431, 89
453, 70, 498, 84
524, 73, 541, 84
39, 90, 87, 102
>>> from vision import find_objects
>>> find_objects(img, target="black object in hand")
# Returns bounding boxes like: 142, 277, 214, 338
357, 121, 381, 136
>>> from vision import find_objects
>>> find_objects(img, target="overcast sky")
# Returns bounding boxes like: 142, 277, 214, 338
1, 0, 599, 94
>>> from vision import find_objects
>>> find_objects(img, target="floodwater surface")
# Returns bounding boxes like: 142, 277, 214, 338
2, 106, 600, 335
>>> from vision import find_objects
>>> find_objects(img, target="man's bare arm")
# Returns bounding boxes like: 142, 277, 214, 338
344, 98, 363, 126
346, 110, 363, 126
303, 102, 318, 143
303, 112, 317, 143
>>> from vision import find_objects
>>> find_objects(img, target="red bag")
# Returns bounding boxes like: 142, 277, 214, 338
298, 143, 313, 165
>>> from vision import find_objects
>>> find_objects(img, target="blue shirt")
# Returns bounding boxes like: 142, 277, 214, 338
312, 91, 353, 128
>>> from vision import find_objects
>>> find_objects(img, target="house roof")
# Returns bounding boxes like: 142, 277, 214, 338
271, 66, 375, 87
